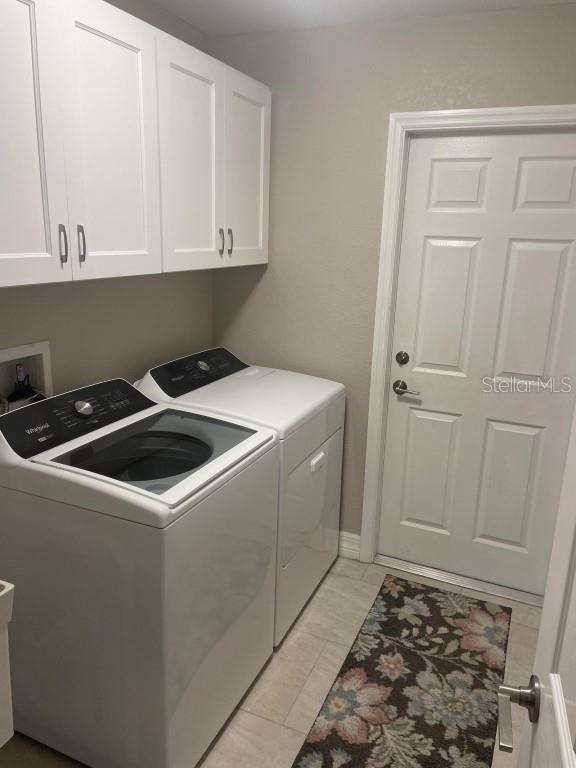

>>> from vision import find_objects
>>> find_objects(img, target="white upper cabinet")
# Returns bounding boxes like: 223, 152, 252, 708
157, 36, 226, 272
224, 70, 271, 267
0, 0, 270, 288
0, 0, 71, 287
157, 51, 271, 272
62, 0, 161, 280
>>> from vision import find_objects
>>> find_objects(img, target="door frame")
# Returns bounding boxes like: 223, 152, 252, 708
360, 104, 576, 564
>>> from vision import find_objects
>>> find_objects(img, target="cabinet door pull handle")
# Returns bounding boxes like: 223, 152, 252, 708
218, 227, 225, 256
58, 224, 69, 264
227, 228, 233, 255
77, 225, 87, 263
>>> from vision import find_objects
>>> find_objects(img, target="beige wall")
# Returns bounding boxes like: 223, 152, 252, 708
0, 272, 212, 393
207, 4, 576, 536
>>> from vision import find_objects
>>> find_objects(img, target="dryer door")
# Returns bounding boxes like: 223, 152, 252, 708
276, 429, 343, 642
282, 430, 343, 568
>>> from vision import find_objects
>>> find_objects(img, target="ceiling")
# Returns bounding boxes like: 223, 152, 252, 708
156, 0, 574, 36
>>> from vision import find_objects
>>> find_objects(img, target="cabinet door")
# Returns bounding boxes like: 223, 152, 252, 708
158, 36, 226, 272
62, 0, 161, 280
225, 70, 270, 267
0, 0, 71, 287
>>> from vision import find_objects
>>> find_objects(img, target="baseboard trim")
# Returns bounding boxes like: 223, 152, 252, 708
374, 554, 543, 607
338, 531, 360, 560
338, 535, 543, 606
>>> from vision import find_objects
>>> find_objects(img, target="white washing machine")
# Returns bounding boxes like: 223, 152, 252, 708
0, 379, 278, 768
138, 348, 345, 644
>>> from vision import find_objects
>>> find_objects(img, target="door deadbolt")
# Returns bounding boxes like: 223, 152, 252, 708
395, 351, 409, 366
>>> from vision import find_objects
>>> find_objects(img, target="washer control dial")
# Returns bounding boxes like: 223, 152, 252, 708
74, 400, 94, 419
197, 360, 211, 373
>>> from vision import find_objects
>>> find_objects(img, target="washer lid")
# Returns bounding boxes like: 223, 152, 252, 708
0, 381, 275, 510
172, 368, 345, 438
30, 405, 274, 509
50, 409, 256, 498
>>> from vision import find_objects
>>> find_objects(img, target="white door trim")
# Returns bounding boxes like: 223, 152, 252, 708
360, 104, 576, 564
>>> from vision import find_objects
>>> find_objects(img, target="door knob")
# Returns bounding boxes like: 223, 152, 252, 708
497, 675, 541, 753
392, 379, 420, 397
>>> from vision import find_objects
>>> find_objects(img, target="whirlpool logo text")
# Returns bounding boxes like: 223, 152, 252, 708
25, 423, 50, 435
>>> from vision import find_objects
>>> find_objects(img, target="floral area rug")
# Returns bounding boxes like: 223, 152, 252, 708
292, 574, 511, 768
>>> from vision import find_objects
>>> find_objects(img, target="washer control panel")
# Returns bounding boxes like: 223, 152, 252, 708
150, 348, 248, 398
0, 380, 155, 459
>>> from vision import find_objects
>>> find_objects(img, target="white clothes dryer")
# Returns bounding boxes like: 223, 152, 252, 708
138, 348, 345, 644
0, 379, 278, 768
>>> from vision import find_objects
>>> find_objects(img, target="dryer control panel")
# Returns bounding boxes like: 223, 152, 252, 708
0, 380, 155, 459
150, 348, 248, 398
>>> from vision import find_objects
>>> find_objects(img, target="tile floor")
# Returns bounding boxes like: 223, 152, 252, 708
0, 558, 540, 768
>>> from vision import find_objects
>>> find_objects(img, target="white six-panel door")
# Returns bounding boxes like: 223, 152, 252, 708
378, 132, 576, 594
62, 0, 161, 280
225, 70, 270, 266
157, 36, 226, 272
0, 0, 72, 286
